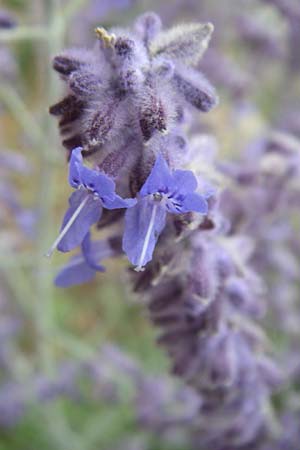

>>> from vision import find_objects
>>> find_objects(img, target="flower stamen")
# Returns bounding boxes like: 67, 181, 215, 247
45, 194, 90, 258
135, 202, 158, 272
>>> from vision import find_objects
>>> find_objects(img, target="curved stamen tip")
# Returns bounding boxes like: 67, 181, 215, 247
134, 265, 145, 272
44, 249, 54, 258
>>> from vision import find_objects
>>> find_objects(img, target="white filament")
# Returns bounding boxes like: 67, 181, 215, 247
45, 194, 90, 258
135, 202, 158, 272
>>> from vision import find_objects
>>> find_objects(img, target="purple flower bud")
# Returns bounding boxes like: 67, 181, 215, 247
188, 243, 219, 303
225, 276, 266, 318
173, 68, 218, 112
69, 71, 102, 98
62, 135, 83, 152
49, 95, 85, 125
114, 37, 136, 58
52, 49, 94, 78
154, 58, 175, 80
134, 12, 162, 47
257, 356, 283, 389
150, 22, 214, 66
53, 54, 83, 76
197, 330, 239, 388
138, 87, 167, 141
98, 139, 133, 178
83, 98, 121, 149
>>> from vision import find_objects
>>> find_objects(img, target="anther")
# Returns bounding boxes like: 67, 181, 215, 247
95, 27, 116, 47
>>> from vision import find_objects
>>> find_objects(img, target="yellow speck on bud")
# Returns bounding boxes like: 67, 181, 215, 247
94, 27, 116, 47
205, 22, 214, 35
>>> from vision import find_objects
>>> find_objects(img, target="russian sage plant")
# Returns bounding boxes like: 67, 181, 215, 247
46, 12, 286, 450
2, 0, 300, 448
48, 13, 217, 281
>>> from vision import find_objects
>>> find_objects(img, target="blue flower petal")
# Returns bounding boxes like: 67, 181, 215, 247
55, 254, 97, 288
102, 194, 137, 210
181, 192, 208, 214
55, 234, 113, 288
68, 147, 83, 188
203, 182, 217, 199
123, 197, 166, 268
172, 169, 198, 194
79, 165, 115, 199
57, 190, 102, 252
140, 154, 174, 196
81, 233, 106, 271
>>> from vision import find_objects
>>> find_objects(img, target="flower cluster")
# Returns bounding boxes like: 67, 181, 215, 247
50, 146, 209, 284
49, 11, 292, 450
49, 13, 216, 284
50, 13, 217, 154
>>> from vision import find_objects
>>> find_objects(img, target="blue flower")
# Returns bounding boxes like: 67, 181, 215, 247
55, 232, 111, 288
122, 154, 208, 270
46, 147, 136, 256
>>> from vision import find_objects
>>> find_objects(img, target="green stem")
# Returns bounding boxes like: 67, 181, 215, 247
1, 2, 103, 448
63, 0, 87, 22
32, 0, 64, 374
35, 2, 90, 448
0, 26, 48, 42
0, 84, 45, 147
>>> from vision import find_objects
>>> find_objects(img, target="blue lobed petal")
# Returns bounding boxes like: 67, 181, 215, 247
122, 197, 166, 268
79, 165, 116, 199
55, 234, 113, 288
68, 146, 117, 199
203, 182, 217, 199
102, 194, 137, 210
54, 255, 98, 288
140, 154, 174, 196
181, 192, 208, 214
57, 190, 102, 252
172, 169, 198, 195
68, 147, 83, 188
81, 232, 106, 271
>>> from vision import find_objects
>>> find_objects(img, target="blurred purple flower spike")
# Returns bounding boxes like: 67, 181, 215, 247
47, 11, 295, 449
0, 9, 17, 29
